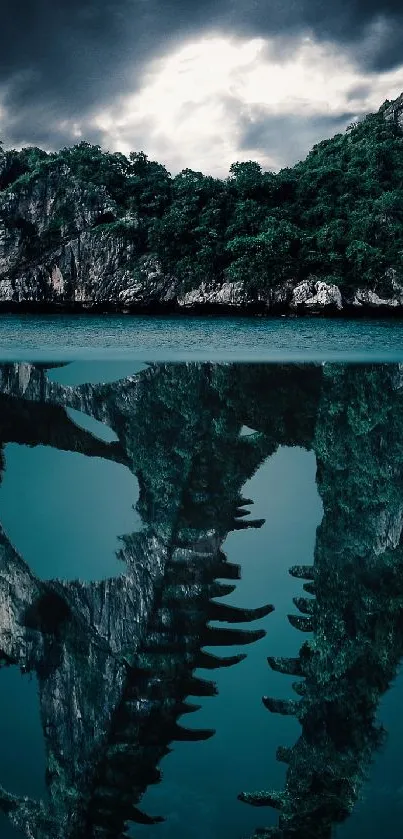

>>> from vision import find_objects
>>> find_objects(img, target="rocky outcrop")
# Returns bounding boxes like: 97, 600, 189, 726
0, 162, 126, 305
0, 226, 142, 307
383, 92, 403, 129
177, 280, 246, 308
290, 279, 343, 312
352, 272, 403, 309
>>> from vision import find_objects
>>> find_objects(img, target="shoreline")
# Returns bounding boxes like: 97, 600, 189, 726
1, 301, 403, 318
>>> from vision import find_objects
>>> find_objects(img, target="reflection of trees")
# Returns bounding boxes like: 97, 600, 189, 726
241, 364, 403, 839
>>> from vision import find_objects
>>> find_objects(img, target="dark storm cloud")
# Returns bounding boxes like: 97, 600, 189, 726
0, 0, 402, 150
0, 0, 227, 147
237, 108, 360, 170
225, 0, 403, 65
0, 0, 223, 108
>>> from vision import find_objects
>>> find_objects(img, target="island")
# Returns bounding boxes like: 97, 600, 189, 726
0, 93, 402, 315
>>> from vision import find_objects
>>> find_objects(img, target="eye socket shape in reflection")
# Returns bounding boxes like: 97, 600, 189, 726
0, 360, 298, 838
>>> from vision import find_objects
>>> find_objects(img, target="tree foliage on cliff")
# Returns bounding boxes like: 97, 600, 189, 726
1, 98, 402, 294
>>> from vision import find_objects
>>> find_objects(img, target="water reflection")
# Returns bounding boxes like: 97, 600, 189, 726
240, 364, 403, 839
0, 362, 402, 838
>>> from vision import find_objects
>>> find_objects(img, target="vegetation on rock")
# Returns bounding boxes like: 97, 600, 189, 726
1, 95, 403, 299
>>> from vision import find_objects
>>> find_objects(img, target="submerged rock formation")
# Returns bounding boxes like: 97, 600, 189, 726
240, 363, 403, 838
0, 361, 324, 838
3, 360, 403, 839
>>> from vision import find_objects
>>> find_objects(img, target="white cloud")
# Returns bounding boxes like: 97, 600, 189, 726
41, 33, 403, 174
57, 120, 84, 140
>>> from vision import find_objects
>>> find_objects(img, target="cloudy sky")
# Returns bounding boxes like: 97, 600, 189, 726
1, 0, 403, 177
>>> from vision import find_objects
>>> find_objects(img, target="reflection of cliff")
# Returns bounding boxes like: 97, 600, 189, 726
0, 362, 323, 838
240, 364, 403, 839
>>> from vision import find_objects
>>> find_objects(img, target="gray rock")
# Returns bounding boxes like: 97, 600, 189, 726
177, 280, 246, 308
291, 278, 343, 311
353, 273, 403, 309
383, 92, 403, 129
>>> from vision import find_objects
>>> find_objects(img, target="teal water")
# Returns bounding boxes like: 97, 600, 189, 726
338, 669, 403, 839
0, 668, 46, 798
48, 360, 148, 385
0, 443, 140, 581
1, 360, 403, 839
0, 313, 403, 360
0, 669, 46, 839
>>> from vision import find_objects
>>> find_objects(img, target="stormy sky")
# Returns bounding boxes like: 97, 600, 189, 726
1, 0, 403, 176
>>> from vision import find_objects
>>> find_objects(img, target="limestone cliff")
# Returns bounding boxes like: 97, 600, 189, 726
1, 93, 403, 314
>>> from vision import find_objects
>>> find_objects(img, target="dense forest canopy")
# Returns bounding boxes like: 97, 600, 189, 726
1, 98, 402, 295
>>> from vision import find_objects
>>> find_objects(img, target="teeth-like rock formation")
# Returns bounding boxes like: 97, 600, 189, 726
241, 363, 403, 839
0, 361, 325, 838
5, 360, 402, 839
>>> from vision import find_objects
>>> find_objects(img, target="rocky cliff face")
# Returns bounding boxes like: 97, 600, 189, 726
384, 92, 403, 129
1, 95, 403, 315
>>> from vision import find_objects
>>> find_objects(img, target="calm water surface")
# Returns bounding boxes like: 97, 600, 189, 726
0, 360, 403, 839
0, 313, 403, 359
